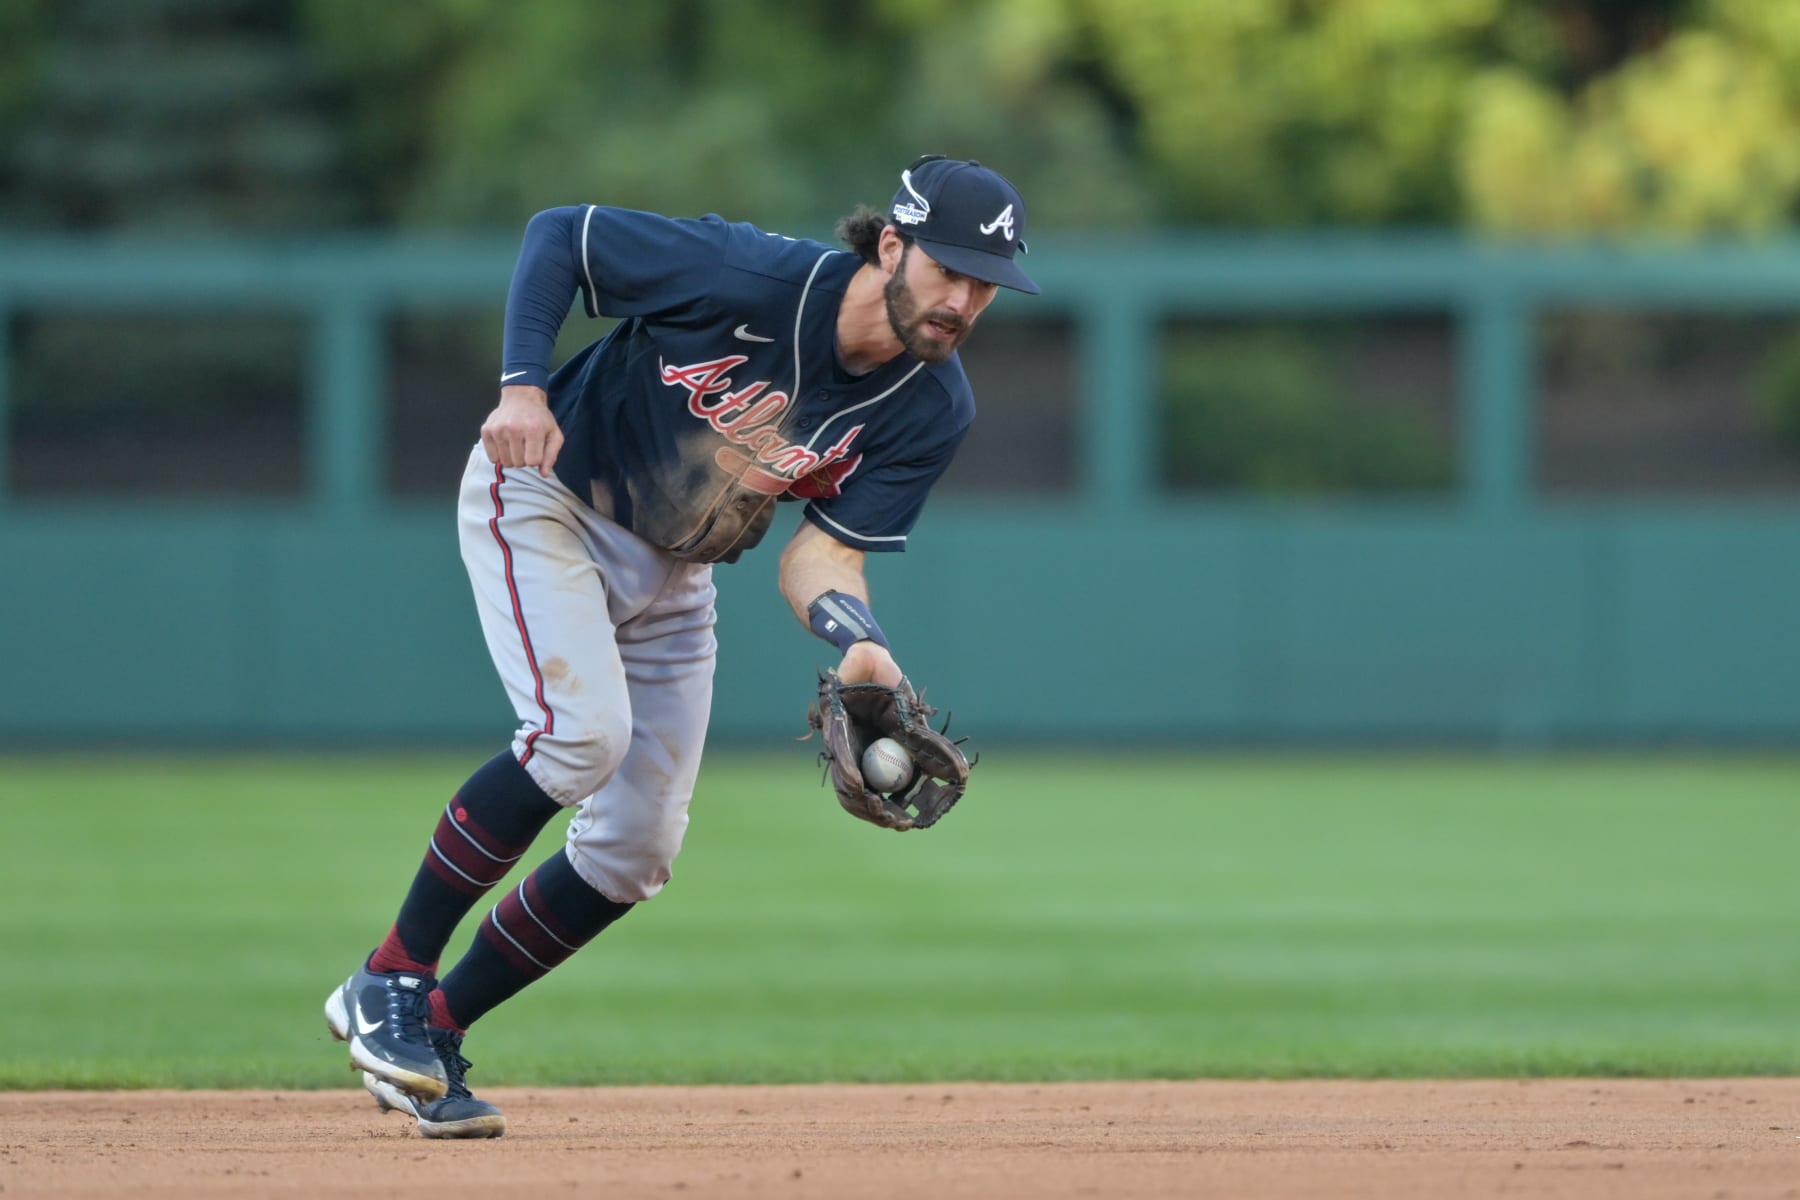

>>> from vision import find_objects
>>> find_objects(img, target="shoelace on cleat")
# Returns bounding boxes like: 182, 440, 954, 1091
428, 1028, 476, 1101
381, 980, 433, 1047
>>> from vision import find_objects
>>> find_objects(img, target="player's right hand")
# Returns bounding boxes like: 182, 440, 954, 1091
481, 385, 564, 477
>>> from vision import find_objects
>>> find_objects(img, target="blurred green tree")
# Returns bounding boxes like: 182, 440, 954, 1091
2, 0, 352, 230
1048, 0, 1800, 235
1753, 328, 1800, 452
1461, 28, 1800, 234
0, 0, 48, 135
7, 0, 1797, 236
1055, 0, 1511, 226
298, 0, 1150, 233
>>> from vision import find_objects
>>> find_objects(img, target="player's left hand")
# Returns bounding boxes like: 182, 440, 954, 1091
836, 639, 902, 687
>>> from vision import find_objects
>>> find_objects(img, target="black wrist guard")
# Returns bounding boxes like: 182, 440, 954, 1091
807, 590, 890, 652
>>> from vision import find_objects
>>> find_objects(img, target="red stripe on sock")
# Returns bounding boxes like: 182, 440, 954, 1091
445, 799, 523, 858
427, 812, 514, 889
422, 850, 491, 895
367, 927, 437, 977
426, 987, 466, 1034
494, 885, 578, 968
520, 872, 583, 947
476, 908, 547, 975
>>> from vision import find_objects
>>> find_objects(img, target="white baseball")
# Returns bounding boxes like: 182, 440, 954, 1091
861, 737, 914, 793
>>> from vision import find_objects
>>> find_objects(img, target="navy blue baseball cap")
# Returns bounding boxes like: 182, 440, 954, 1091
889, 155, 1038, 295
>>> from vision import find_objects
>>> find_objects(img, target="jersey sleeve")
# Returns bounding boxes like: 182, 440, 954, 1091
499, 205, 728, 389
575, 206, 728, 319
802, 425, 968, 553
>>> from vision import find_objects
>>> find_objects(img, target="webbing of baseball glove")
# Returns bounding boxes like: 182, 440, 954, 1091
803, 670, 972, 831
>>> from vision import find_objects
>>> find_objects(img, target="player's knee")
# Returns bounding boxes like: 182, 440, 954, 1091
524, 712, 632, 803
569, 807, 690, 902
561, 713, 633, 793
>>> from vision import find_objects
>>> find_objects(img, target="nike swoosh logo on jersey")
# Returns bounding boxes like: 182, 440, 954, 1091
733, 324, 775, 343
500, 370, 529, 382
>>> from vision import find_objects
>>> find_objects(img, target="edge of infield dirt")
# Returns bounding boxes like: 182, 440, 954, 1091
5, 1079, 1797, 1199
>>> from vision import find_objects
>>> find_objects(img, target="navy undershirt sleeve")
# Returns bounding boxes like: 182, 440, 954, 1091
498, 206, 584, 390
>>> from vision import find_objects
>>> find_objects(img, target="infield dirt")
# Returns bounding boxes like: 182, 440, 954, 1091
5, 1079, 1796, 1199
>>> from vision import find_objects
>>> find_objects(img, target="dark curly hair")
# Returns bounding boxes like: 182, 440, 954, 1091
835, 204, 909, 266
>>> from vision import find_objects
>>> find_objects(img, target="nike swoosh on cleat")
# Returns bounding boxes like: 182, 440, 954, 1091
733, 324, 775, 343
355, 1005, 384, 1036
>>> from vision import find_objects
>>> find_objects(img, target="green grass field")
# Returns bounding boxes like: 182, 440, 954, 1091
1, 752, 1795, 1089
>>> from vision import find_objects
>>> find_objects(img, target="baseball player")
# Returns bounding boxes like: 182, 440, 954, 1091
324, 155, 1037, 1138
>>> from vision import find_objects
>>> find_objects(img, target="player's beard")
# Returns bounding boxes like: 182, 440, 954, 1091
884, 249, 968, 364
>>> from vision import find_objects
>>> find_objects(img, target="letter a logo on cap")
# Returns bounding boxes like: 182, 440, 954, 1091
979, 205, 1016, 241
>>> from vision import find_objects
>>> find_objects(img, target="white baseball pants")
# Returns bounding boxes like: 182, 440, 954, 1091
456, 445, 718, 902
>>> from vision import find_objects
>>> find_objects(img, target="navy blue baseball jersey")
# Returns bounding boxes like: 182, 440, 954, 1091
499, 205, 974, 563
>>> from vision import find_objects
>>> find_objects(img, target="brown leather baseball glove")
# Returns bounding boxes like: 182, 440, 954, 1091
805, 671, 972, 831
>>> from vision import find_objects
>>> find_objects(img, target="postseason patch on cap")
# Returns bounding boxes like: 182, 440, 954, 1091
892, 164, 936, 227
892, 166, 933, 226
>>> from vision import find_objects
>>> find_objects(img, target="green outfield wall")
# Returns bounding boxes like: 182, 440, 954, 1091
2, 236, 1797, 744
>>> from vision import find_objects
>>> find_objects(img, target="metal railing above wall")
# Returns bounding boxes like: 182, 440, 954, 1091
8, 234, 1800, 516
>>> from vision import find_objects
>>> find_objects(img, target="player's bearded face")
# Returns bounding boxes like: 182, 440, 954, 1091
884, 245, 970, 364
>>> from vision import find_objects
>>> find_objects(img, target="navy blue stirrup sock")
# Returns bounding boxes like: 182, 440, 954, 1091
435, 848, 634, 1029
369, 750, 562, 975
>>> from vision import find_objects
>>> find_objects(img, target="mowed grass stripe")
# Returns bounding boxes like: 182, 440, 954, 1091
0, 753, 1794, 1087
